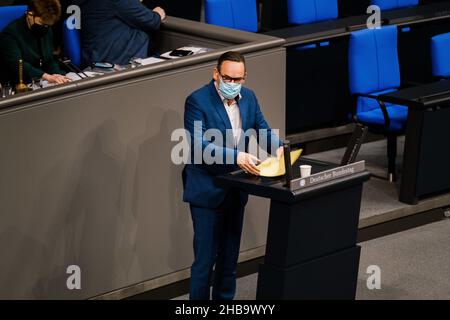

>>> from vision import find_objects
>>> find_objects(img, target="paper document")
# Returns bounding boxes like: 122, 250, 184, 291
133, 57, 165, 66
65, 71, 102, 81
257, 149, 303, 177
40, 71, 102, 87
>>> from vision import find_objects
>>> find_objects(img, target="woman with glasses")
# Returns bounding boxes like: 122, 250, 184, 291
0, 0, 70, 86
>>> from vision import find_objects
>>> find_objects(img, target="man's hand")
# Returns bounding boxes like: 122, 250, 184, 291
153, 7, 166, 21
276, 146, 284, 160
42, 73, 71, 85
237, 152, 260, 175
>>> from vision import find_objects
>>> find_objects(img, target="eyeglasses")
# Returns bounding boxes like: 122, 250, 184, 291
219, 73, 245, 83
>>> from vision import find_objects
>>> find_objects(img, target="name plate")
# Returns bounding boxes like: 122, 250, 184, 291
290, 161, 366, 190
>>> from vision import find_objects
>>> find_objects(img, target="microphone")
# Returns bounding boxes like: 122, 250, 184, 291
283, 140, 293, 188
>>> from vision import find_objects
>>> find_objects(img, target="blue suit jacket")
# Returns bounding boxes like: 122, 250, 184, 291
182, 80, 282, 209
78, 0, 161, 66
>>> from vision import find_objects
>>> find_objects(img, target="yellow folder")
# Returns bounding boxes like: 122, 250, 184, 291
257, 149, 303, 177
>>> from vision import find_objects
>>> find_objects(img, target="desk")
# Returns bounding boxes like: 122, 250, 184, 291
216, 158, 370, 299
264, 16, 366, 46
378, 80, 450, 204
264, 2, 450, 135
262, 0, 450, 32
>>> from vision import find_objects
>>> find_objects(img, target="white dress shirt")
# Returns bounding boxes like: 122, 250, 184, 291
216, 85, 242, 147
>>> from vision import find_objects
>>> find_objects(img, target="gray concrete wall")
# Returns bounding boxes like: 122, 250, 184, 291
0, 18, 285, 299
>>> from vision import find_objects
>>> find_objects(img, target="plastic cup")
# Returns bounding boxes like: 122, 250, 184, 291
300, 165, 312, 178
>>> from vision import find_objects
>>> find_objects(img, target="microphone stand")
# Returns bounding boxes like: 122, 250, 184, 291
60, 57, 89, 79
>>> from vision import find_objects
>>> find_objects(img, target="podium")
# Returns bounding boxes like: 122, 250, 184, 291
215, 157, 370, 300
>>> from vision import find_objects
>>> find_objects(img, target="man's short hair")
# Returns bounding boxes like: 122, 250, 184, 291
217, 51, 246, 72
29, 0, 62, 26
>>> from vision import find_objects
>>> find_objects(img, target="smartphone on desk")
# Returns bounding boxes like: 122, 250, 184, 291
169, 49, 194, 57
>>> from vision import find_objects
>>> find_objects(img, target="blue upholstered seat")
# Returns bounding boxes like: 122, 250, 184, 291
431, 32, 450, 78
356, 90, 408, 131
288, 0, 338, 25
62, 19, 81, 68
349, 25, 408, 180
0, 5, 27, 32
205, 0, 258, 32
370, 0, 419, 11
349, 26, 407, 132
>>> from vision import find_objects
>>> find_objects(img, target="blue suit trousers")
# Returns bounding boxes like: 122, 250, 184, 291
189, 189, 245, 300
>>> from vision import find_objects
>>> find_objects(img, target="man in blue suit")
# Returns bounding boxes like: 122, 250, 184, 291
183, 51, 283, 300
77, 0, 165, 66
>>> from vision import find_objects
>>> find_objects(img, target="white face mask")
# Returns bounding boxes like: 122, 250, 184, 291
218, 76, 242, 100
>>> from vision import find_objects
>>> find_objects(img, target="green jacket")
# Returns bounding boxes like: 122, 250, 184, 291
0, 16, 66, 85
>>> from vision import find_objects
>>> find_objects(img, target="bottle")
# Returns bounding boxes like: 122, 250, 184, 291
1, 82, 13, 98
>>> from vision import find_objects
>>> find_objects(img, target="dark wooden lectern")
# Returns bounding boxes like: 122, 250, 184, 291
215, 157, 370, 299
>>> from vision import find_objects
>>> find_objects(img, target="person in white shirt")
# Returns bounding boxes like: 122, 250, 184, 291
183, 51, 283, 300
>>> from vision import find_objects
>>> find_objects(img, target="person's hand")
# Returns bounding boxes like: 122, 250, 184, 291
42, 73, 71, 85
276, 146, 284, 160
153, 7, 166, 21
237, 152, 260, 175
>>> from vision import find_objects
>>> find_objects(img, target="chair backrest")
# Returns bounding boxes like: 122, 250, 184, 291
431, 32, 450, 78
63, 19, 81, 68
0, 5, 27, 32
348, 25, 400, 96
205, 0, 258, 33
288, 0, 338, 25
370, 0, 419, 11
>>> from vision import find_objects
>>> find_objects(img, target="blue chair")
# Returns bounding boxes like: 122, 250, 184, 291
349, 25, 408, 181
0, 5, 27, 32
205, 0, 258, 32
288, 0, 338, 25
370, 0, 418, 11
431, 32, 450, 79
62, 19, 82, 68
